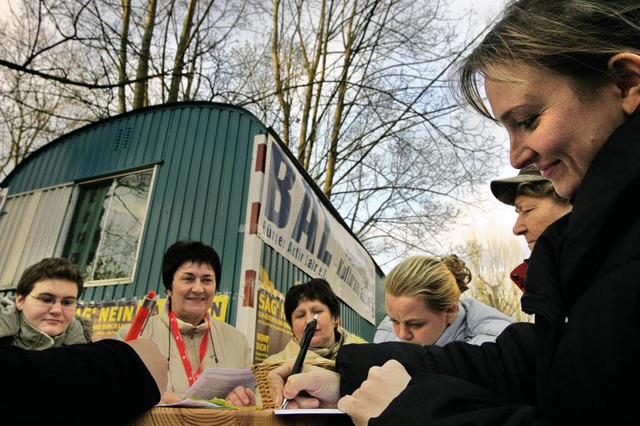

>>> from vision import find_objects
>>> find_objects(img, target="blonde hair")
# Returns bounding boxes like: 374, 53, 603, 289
384, 254, 472, 313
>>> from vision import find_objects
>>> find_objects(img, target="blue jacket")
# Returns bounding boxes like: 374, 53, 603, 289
373, 297, 514, 345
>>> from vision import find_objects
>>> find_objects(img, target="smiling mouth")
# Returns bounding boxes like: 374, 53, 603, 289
536, 161, 560, 178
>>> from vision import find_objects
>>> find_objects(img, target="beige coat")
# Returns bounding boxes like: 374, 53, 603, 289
253, 327, 362, 407
263, 326, 361, 363
116, 301, 252, 395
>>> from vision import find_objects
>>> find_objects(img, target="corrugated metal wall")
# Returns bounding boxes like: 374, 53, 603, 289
5, 106, 168, 192
0, 185, 74, 287
0, 102, 384, 337
259, 244, 379, 341
1, 103, 267, 326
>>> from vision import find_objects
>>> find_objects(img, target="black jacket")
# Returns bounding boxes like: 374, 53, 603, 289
337, 113, 640, 425
0, 339, 160, 425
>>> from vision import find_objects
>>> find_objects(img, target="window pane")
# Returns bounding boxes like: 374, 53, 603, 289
91, 172, 152, 280
63, 183, 110, 275
63, 170, 152, 282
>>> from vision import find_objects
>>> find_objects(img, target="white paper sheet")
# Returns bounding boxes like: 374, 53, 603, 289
183, 367, 257, 400
157, 399, 228, 408
273, 408, 344, 415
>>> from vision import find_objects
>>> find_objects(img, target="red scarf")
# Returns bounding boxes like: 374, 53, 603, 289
510, 260, 529, 293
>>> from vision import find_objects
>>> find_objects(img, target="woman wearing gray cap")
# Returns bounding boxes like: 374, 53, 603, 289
490, 164, 572, 291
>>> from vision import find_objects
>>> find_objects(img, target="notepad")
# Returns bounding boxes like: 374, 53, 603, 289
183, 367, 257, 400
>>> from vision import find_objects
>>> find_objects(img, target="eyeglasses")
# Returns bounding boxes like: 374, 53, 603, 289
28, 294, 78, 311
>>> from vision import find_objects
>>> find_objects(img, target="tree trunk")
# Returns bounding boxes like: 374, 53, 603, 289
133, 0, 158, 109
118, 0, 131, 113
167, 0, 198, 102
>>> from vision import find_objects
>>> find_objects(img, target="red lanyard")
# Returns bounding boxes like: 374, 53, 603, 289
168, 310, 210, 386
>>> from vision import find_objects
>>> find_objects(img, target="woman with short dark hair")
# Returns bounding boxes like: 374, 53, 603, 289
264, 278, 361, 363
0, 257, 92, 348
117, 240, 254, 406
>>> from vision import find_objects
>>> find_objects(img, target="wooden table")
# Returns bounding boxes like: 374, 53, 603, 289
131, 407, 353, 425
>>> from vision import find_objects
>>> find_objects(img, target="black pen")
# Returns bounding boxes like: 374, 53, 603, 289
280, 314, 318, 409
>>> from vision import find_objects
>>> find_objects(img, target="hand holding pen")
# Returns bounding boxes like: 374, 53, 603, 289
281, 314, 318, 409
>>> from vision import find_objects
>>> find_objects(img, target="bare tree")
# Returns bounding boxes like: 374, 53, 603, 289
0, 0, 506, 266
0, 72, 57, 174
118, 0, 132, 112
233, 0, 504, 263
0, 0, 254, 172
0, 0, 98, 176
456, 231, 533, 323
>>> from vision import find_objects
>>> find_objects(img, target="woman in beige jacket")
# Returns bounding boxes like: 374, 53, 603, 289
263, 278, 362, 364
117, 240, 254, 405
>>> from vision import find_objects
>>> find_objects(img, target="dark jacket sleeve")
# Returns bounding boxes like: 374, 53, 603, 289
0, 339, 160, 425
337, 322, 544, 425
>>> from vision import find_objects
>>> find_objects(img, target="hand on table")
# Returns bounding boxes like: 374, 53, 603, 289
226, 386, 257, 406
267, 360, 341, 409
337, 359, 411, 426
160, 390, 185, 405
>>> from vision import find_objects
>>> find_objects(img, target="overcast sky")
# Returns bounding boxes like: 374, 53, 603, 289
0, 0, 525, 267
432, 0, 528, 263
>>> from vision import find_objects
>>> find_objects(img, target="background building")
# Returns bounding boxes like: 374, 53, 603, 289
0, 102, 384, 359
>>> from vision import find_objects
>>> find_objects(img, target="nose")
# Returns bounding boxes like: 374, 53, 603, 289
509, 137, 536, 171
509, 137, 521, 167
191, 277, 206, 291
48, 300, 64, 313
396, 324, 412, 341
512, 214, 527, 236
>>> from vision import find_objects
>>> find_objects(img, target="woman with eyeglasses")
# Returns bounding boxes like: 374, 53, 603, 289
0, 257, 92, 348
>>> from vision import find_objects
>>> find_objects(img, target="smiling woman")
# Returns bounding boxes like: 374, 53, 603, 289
115, 240, 255, 406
